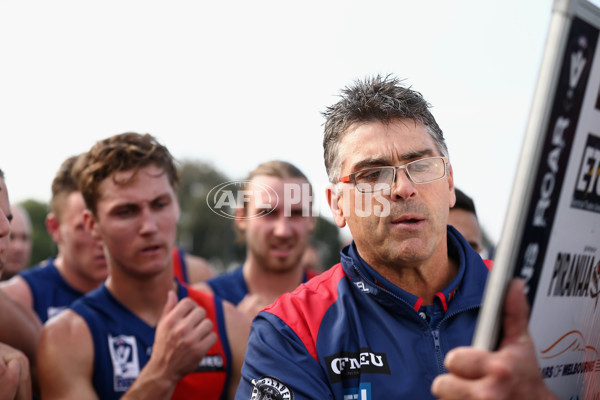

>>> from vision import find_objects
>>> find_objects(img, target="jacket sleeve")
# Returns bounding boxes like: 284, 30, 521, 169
235, 310, 333, 400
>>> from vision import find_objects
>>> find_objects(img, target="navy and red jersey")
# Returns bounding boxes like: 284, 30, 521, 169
172, 247, 189, 284
71, 281, 232, 400
20, 258, 85, 323
236, 226, 489, 400
206, 265, 318, 306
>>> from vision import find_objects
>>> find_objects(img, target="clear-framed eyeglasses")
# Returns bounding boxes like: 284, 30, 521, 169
339, 156, 450, 193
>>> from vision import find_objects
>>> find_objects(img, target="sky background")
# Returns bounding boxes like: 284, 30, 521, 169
2, 0, 598, 244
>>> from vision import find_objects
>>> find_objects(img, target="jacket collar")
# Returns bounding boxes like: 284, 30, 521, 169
340, 226, 488, 314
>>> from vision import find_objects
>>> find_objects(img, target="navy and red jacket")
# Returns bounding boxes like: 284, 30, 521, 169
235, 226, 490, 400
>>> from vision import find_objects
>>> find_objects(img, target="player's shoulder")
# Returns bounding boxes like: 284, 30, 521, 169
0, 274, 29, 291
265, 263, 346, 319
185, 253, 216, 283
42, 309, 90, 344
254, 264, 346, 361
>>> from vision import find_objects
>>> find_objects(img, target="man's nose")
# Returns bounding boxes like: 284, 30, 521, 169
139, 208, 159, 234
389, 167, 417, 200
273, 214, 292, 237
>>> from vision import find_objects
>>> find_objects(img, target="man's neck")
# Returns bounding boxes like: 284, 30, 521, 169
105, 266, 176, 326
54, 255, 104, 295
359, 248, 458, 306
243, 257, 305, 299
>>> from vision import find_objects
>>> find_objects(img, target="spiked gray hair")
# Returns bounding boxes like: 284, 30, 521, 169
322, 74, 448, 183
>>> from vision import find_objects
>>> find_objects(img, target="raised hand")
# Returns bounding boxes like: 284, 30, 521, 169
431, 279, 558, 400
0, 342, 31, 400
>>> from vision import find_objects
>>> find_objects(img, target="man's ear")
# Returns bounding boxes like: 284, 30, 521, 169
326, 185, 347, 228
447, 163, 456, 208
45, 213, 61, 243
83, 209, 100, 239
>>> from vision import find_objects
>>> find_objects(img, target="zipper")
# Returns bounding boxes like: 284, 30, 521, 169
432, 304, 482, 374
351, 262, 484, 377
431, 329, 445, 373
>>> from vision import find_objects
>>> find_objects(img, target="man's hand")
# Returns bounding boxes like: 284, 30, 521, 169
0, 342, 31, 400
122, 290, 218, 400
151, 290, 217, 382
431, 279, 558, 400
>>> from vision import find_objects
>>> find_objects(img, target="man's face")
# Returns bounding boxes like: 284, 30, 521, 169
448, 208, 484, 254
329, 119, 455, 269
5, 205, 32, 277
89, 164, 180, 276
236, 176, 315, 273
0, 178, 12, 275
54, 191, 108, 283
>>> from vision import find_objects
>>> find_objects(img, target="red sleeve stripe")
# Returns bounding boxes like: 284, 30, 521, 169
172, 248, 185, 283
265, 264, 345, 361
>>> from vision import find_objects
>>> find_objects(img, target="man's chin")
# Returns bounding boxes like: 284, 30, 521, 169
266, 259, 299, 274
4, 263, 19, 274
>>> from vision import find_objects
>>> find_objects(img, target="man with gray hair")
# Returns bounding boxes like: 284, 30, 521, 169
236, 75, 556, 399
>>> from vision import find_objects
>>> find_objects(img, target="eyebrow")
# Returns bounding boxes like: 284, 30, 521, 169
111, 192, 172, 207
350, 149, 435, 172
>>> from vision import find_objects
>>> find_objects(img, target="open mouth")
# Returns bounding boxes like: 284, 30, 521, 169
141, 244, 162, 254
400, 218, 421, 223
270, 242, 294, 256
391, 214, 424, 226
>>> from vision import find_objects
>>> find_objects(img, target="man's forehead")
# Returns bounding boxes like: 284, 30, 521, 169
247, 175, 311, 208
98, 167, 174, 204
248, 176, 309, 191
111, 165, 167, 182
339, 120, 437, 170
9, 207, 30, 232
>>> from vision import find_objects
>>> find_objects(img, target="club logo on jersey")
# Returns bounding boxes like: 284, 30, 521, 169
354, 281, 369, 292
325, 349, 390, 383
108, 334, 140, 392
46, 305, 67, 320
250, 375, 294, 400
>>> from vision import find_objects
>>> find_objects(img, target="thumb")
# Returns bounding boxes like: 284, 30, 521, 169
10, 358, 32, 400
161, 290, 178, 319
501, 278, 531, 345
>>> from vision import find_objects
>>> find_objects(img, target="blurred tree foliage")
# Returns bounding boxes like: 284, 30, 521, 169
20, 199, 55, 267
311, 215, 343, 270
176, 159, 245, 272
176, 159, 342, 273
